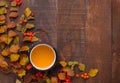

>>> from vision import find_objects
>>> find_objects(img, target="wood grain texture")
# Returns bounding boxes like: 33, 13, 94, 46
112, 0, 120, 83
85, 0, 112, 83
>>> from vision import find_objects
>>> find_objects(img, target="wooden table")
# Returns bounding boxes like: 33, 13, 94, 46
0, 0, 120, 83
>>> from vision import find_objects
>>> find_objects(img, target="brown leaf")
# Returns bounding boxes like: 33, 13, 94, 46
0, 26, 7, 34
10, 62, 21, 69
8, 21, 16, 29
20, 46, 29, 52
23, 73, 32, 83
0, 34, 7, 43
8, 30, 17, 37
9, 12, 18, 18
2, 48, 10, 56
10, 7, 18, 12
10, 54, 20, 62
10, 44, 20, 53
0, 15, 5, 21
58, 72, 66, 80
19, 54, 29, 66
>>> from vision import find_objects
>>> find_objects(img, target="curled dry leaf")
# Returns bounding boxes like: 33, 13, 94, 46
0, 55, 8, 68
19, 54, 29, 66
0, 26, 7, 34
58, 72, 66, 80
67, 69, 74, 77
24, 7, 32, 17
0, 34, 7, 43
0, 20, 5, 25
9, 12, 18, 18
10, 7, 18, 12
0, 15, 5, 21
0, 43, 5, 49
8, 21, 16, 29
13, 36, 19, 45
2, 48, 10, 56
51, 77, 58, 83
17, 68, 26, 78
23, 36, 39, 42
88, 68, 99, 77
16, 79, 22, 83
11, 1, 17, 7
5, 37, 13, 45
0, 7, 7, 15
25, 23, 35, 29
59, 61, 67, 67
8, 30, 17, 37
78, 63, 86, 72
0, 2, 6, 7
10, 62, 21, 69
20, 46, 29, 52
10, 54, 20, 62
23, 73, 32, 83
10, 44, 20, 53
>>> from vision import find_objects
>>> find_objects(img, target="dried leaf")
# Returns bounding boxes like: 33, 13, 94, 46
0, 34, 7, 43
16, 24, 22, 31
0, 20, 5, 25
23, 36, 30, 41
13, 36, 19, 45
59, 61, 67, 67
0, 7, 7, 14
27, 16, 35, 20
46, 77, 52, 83
8, 21, 16, 29
67, 69, 74, 77
58, 72, 66, 80
10, 44, 20, 53
10, 7, 18, 12
23, 73, 32, 83
10, 54, 20, 62
16, 79, 22, 83
11, 1, 17, 7
5, 37, 13, 45
20, 14, 25, 20
25, 23, 35, 29
17, 69, 26, 78
78, 63, 86, 72
8, 30, 17, 37
88, 68, 99, 77
0, 2, 6, 7
2, 48, 10, 56
20, 46, 29, 52
24, 7, 32, 17
51, 77, 58, 83
0, 55, 8, 68
0, 43, 5, 49
0, 15, 5, 21
0, 26, 7, 34
19, 54, 29, 66
32, 36, 39, 42
9, 12, 18, 18
11, 62, 21, 69
21, 27, 27, 33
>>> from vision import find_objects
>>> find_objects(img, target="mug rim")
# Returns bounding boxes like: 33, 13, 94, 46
29, 43, 56, 71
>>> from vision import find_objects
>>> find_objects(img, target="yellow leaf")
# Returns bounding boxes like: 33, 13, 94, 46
78, 63, 86, 71
24, 7, 32, 17
59, 61, 67, 67
88, 68, 99, 77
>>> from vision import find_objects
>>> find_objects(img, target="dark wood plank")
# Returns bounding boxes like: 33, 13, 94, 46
112, 0, 120, 82
57, 0, 87, 82
85, 0, 112, 83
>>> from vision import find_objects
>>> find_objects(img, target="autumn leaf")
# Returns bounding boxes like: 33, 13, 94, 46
78, 63, 86, 72
88, 68, 99, 77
